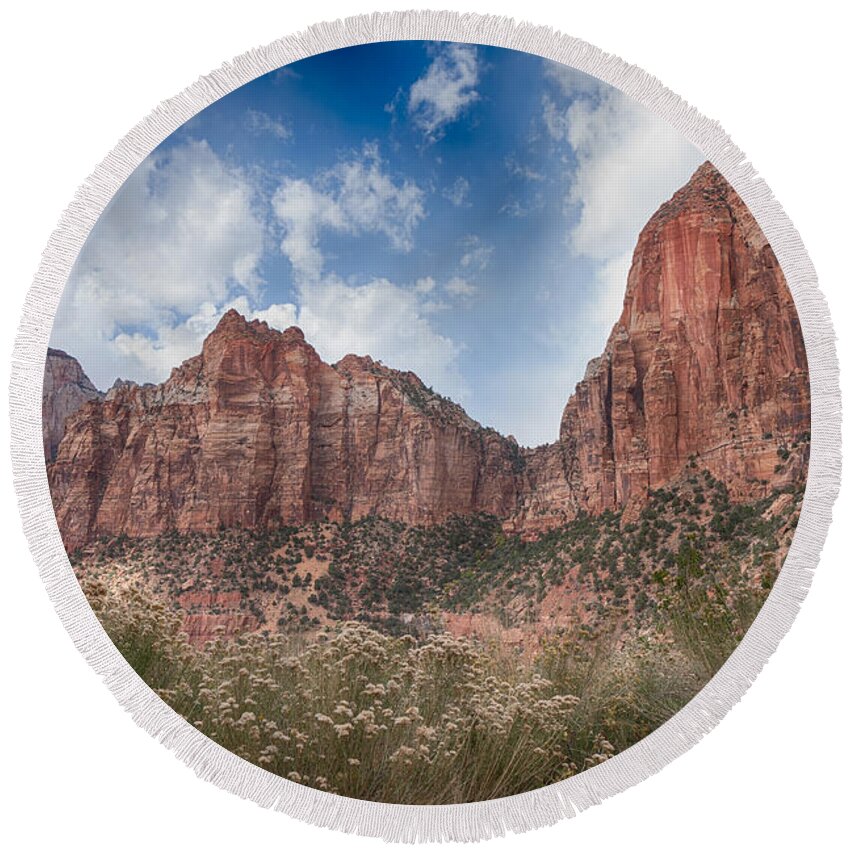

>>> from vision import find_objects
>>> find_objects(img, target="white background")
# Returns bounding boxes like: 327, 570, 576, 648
1, 2, 847, 847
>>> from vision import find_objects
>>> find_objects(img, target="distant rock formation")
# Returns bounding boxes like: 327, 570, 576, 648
42, 348, 102, 462
46, 163, 810, 549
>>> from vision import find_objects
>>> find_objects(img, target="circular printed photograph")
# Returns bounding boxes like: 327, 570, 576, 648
43, 41, 809, 804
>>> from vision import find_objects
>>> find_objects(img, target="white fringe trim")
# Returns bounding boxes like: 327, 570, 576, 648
8, 10, 841, 843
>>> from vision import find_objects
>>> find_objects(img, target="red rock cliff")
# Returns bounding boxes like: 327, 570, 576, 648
48, 312, 522, 549
562, 162, 808, 517
47, 163, 810, 547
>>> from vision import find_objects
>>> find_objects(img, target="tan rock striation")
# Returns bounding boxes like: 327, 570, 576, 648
46, 163, 810, 548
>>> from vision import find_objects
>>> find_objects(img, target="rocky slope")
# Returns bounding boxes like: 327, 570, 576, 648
46, 163, 810, 549
69, 471, 804, 646
42, 348, 103, 462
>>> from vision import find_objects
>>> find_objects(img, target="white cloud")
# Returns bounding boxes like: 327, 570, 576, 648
442, 176, 470, 206
445, 276, 478, 297
274, 66, 302, 82
244, 108, 292, 140
272, 144, 425, 282
298, 275, 467, 402
543, 61, 603, 101
542, 94, 571, 142
499, 198, 530, 218
544, 80, 704, 262
593, 253, 634, 322
505, 156, 544, 182
408, 44, 480, 139
52, 140, 267, 389
414, 276, 436, 294
538, 67, 703, 383
273, 178, 346, 282
513, 72, 705, 446
420, 299, 451, 314
459, 236, 493, 272
268, 147, 465, 401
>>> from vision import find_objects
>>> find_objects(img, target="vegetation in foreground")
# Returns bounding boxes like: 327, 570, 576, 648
84, 546, 771, 803
72, 465, 803, 801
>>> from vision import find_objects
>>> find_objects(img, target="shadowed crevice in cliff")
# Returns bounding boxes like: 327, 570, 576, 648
45, 163, 810, 550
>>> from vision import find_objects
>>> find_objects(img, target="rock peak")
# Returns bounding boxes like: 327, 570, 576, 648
215, 307, 248, 330
42, 349, 102, 462
282, 325, 306, 343
207, 309, 309, 348
46, 166, 809, 549
335, 352, 375, 372
47, 346, 74, 360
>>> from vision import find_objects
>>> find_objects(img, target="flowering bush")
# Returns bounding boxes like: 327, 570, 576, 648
83, 577, 712, 803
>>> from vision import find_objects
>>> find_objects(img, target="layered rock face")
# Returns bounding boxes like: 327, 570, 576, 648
46, 163, 810, 548
48, 313, 523, 549
42, 348, 103, 462
541, 162, 809, 523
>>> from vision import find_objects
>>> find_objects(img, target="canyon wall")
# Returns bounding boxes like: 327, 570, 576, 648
48, 316, 524, 549
46, 163, 810, 548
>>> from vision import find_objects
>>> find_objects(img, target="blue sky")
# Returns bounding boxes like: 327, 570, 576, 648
51, 41, 703, 446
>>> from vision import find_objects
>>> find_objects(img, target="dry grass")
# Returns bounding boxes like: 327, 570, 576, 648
82, 577, 716, 803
